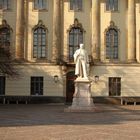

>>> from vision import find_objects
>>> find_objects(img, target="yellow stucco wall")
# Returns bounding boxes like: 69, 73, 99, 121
0, 0, 140, 62
63, 0, 91, 56
5, 64, 140, 97
0, 0, 16, 57
100, 0, 127, 62
26, 0, 53, 61
91, 65, 140, 97
6, 65, 64, 96
1, 0, 140, 97
0, 0, 138, 62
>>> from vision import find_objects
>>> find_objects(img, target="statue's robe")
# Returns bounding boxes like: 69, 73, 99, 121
73, 48, 89, 78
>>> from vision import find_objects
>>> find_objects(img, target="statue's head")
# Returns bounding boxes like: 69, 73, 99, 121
79, 43, 84, 49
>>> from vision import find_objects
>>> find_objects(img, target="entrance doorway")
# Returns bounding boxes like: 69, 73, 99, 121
66, 71, 76, 103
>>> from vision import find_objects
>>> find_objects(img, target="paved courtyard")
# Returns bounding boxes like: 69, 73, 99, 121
0, 104, 140, 140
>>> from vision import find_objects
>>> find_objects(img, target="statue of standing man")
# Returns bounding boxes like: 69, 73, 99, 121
73, 44, 89, 79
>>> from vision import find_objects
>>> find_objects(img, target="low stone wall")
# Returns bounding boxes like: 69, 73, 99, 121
1, 96, 140, 105
0, 96, 65, 104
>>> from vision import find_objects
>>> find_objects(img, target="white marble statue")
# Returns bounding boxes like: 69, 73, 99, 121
73, 44, 89, 79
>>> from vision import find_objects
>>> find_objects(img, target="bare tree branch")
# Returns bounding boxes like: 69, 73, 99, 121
0, 46, 19, 76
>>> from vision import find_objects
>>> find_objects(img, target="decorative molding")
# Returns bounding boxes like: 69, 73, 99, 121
33, 20, 48, 31
104, 21, 120, 33
67, 18, 85, 32
0, 20, 13, 31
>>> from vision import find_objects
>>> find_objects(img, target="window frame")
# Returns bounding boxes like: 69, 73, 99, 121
0, 20, 13, 57
67, 19, 85, 62
32, 20, 48, 61
109, 77, 121, 96
0, 27, 11, 49
30, 76, 44, 96
105, 28, 119, 60
105, 0, 119, 12
33, 27, 47, 59
69, 0, 83, 12
33, 0, 48, 11
0, 0, 10, 10
69, 27, 84, 61
104, 21, 120, 62
0, 76, 5, 95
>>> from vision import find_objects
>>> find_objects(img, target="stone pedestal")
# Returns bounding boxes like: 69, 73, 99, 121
65, 78, 96, 112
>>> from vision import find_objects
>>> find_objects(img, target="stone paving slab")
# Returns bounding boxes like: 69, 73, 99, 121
0, 104, 140, 140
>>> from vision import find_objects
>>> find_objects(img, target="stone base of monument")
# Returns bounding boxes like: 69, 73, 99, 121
65, 78, 97, 112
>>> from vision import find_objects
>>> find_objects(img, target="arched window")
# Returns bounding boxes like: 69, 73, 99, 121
33, 21, 47, 59
68, 19, 84, 61
106, 22, 119, 60
0, 20, 11, 49
0, 27, 10, 48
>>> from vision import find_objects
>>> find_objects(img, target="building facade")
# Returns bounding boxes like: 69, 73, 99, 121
0, 0, 140, 103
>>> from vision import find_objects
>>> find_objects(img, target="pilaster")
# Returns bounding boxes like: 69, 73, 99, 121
52, 0, 61, 63
92, 0, 100, 61
128, 0, 136, 61
15, 0, 25, 60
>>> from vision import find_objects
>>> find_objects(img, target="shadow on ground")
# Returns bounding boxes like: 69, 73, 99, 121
0, 104, 140, 127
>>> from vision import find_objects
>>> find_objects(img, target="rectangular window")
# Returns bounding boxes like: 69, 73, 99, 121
0, 76, 5, 95
31, 77, 43, 95
106, 0, 118, 11
0, 0, 10, 10
34, 0, 47, 10
109, 77, 121, 96
70, 0, 82, 11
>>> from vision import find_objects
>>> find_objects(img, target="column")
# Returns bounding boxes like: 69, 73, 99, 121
15, 0, 24, 59
128, 0, 136, 61
52, 0, 61, 63
24, 0, 28, 60
92, 0, 100, 61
